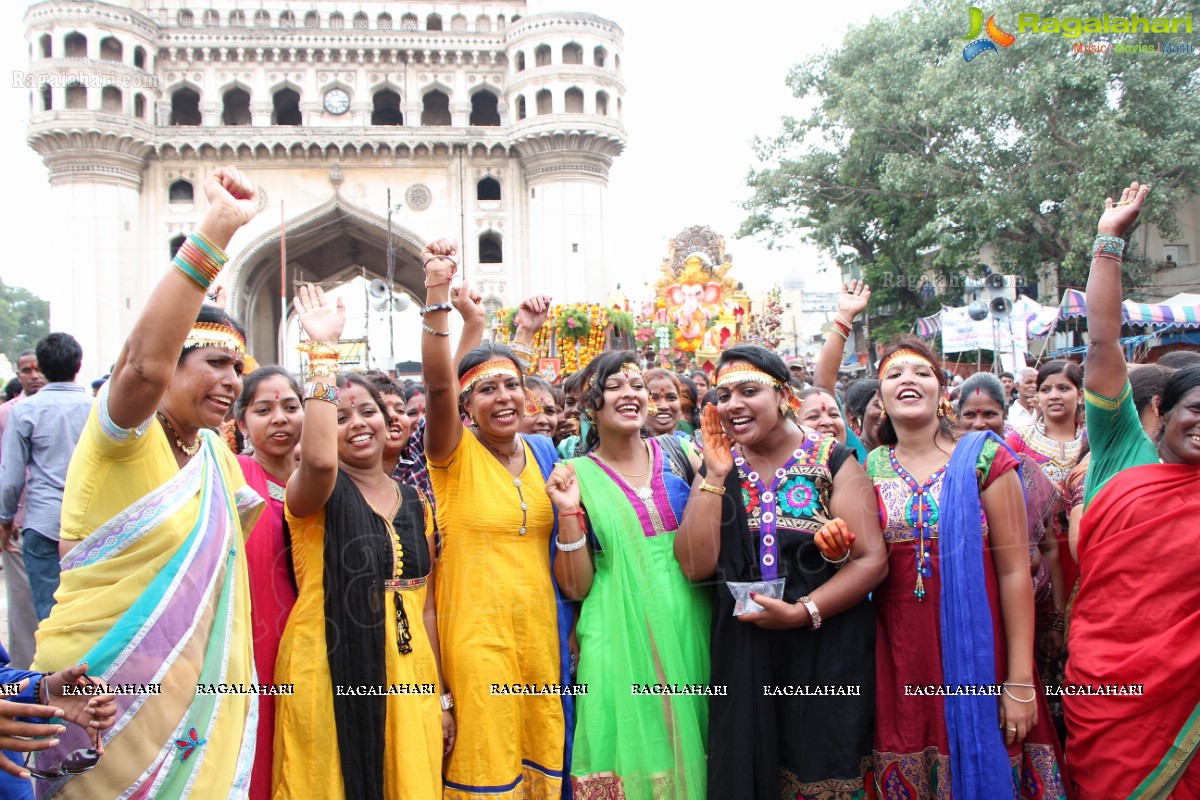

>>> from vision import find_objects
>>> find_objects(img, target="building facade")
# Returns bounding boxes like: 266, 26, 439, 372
24, 0, 626, 375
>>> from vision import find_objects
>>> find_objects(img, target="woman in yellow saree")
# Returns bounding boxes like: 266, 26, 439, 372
32, 167, 264, 799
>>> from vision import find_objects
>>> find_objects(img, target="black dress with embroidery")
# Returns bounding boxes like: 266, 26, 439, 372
707, 432, 875, 800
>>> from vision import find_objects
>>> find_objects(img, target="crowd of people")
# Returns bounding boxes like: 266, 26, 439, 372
0, 171, 1197, 800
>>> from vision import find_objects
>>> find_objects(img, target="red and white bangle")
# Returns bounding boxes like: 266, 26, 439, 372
798, 595, 822, 630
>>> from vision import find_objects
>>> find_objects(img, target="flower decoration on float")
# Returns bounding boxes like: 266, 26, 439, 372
558, 306, 592, 341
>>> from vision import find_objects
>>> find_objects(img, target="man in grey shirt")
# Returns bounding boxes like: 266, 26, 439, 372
0, 333, 93, 621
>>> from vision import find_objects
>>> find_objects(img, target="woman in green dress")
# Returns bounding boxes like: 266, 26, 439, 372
545, 350, 710, 799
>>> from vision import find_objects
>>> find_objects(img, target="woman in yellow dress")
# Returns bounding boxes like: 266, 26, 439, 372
273, 285, 451, 800
33, 167, 263, 799
421, 241, 573, 799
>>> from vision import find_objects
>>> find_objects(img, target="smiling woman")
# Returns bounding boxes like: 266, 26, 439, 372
31, 167, 266, 798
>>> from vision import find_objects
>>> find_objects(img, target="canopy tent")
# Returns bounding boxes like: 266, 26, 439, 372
1058, 289, 1200, 328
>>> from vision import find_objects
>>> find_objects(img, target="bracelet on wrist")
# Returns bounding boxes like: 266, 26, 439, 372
559, 507, 586, 527
699, 479, 726, 496
304, 381, 340, 405
1093, 234, 1126, 261
820, 548, 851, 567
440, 692, 454, 711
555, 532, 588, 552
423, 255, 458, 272
420, 302, 454, 317
1002, 684, 1036, 703
422, 324, 451, 337
798, 595, 822, 630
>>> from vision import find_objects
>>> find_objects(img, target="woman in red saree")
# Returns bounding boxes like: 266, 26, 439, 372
1067, 180, 1200, 799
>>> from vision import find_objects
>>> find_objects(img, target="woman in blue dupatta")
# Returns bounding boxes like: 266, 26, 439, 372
545, 351, 710, 799
844, 338, 1068, 799
32, 168, 265, 799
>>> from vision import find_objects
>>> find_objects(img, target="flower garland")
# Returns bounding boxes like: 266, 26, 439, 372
557, 307, 592, 341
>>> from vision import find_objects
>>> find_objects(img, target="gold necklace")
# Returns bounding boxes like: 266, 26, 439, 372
591, 441, 654, 500
476, 428, 519, 464
157, 411, 200, 457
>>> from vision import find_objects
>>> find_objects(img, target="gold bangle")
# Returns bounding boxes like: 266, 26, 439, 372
297, 341, 340, 359
699, 480, 726, 496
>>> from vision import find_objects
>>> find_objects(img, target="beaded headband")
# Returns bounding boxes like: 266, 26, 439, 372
184, 322, 246, 356
460, 359, 520, 394
878, 348, 935, 376
588, 362, 643, 391
715, 365, 784, 389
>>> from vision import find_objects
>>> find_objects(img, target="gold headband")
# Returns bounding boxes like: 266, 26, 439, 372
878, 348, 934, 376
715, 365, 784, 389
184, 322, 245, 355
588, 362, 643, 391
460, 359, 520, 393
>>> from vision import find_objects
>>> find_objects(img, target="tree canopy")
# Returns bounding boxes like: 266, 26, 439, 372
0, 278, 49, 365
739, 0, 1200, 341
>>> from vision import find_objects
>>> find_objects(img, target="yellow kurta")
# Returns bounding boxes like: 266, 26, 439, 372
431, 433, 565, 799
273, 491, 442, 800
34, 391, 259, 799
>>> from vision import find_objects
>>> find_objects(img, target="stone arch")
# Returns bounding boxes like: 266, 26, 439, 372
101, 85, 122, 113
221, 83, 252, 125
468, 86, 500, 126
594, 46, 607, 67
476, 15, 491, 33
227, 199, 426, 364
479, 231, 503, 263
64, 32, 87, 58
564, 87, 584, 113
451, 14, 467, 32
168, 82, 201, 125
536, 89, 552, 115
371, 86, 403, 126
477, 176, 501, 201
100, 36, 123, 62
39, 33, 51, 59
426, 13, 443, 31
534, 44, 551, 67
169, 178, 194, 203
133, 46, 146, 68
563, 42, 583, 65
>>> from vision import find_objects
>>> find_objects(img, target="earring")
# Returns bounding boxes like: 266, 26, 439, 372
648, 399, 659, 415
779, 400, 789, 417
879, 406, 888, 421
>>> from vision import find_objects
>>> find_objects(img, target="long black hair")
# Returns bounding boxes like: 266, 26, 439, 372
1129, 364, 1174, 415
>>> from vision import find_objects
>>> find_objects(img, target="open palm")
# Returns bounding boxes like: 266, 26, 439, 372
1097, 181, 1149, 238
293, 284, 346, 343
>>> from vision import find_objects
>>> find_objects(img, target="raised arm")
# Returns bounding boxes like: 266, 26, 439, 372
420, 240, 463, 463
815, 280, 870, 391
107, 168, 258, 430
1085, 181, 1150, 399
673, 405, 732, 581
284, 285, 347, 519
451, 280, 486, 374
509, 295, 553, 374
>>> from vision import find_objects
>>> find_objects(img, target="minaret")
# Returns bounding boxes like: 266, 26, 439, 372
25, 0, 157, 379
505, 13, 626, 303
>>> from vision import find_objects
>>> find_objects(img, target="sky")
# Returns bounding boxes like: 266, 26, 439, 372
1, 0, 914, 304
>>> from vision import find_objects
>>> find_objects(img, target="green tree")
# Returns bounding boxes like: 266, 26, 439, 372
0, 278, 50, 364
740, 0, 1200, 342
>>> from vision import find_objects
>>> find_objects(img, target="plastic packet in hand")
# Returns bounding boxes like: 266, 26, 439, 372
727, 579, 786, 616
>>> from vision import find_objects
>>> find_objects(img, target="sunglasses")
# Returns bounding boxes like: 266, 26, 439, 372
25, 677, 103, 781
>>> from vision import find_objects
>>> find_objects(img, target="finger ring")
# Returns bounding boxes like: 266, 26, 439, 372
1005, 725, 1016, 731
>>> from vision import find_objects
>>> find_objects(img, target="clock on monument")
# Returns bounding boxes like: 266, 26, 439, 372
323, 88, 350, 115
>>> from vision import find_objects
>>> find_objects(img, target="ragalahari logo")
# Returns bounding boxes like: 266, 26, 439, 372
962, 7, 1016, 61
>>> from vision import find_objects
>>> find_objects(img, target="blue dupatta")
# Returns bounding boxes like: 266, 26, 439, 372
939, 430, 1012, 798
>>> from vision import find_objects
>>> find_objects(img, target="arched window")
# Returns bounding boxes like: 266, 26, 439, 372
534, 44, 551, 67
170, 87, 200, 125
134, 93, 145, 118
594, 46, 607, 67
254, 10, 270, 27
273, 88, 301, 125
65, 82, 87, 109
563, 43, 583, 65
170, 234, 187, 257
279, 11, 295, 28
617, 97, 622, 118
535, 89, 552, 115
516, 95, 526, 120
477, 177, 501, 201
564, 88, 584, 114
134, 46, 146, 68
202, 10, 219, 26
353, 12, 368, 30
222, 88, 251, 125
64, 32, 86, 58
469, 91, 500, 126
330, 12, 344, 29
39, 34, 51, 59
475, 15, 491, 33
451, 15, 467, 32
421, 90, 451, 126
371, 89, 402, 125
169, 179, 194, 203
479, 232, 502, 263
401, 13, 418, 30
228, 11, 244, 27
512, 15, 522, 22
377, 13, 392, 31
596, 90, 608, 116
178, 9, 194, 27
614, 54, 621, 72
497, 14, 506, 29
516, 52, 526, 71
99, 36, 122, 62
426, 14, 443, 31
304, 11, 319, 29
101, 86, 122, 113
40, 84, 52, 111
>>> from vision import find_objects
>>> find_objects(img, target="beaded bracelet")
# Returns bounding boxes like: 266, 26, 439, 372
423, 255, 458, 271
420, 302, 454, 317
422, 324, 450, 337
1093, 234, 1126, 261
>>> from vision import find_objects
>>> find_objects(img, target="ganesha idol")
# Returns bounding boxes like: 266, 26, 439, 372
660, 254, 735, 352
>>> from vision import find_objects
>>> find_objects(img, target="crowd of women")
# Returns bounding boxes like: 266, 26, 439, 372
5, 171, 1199, 800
